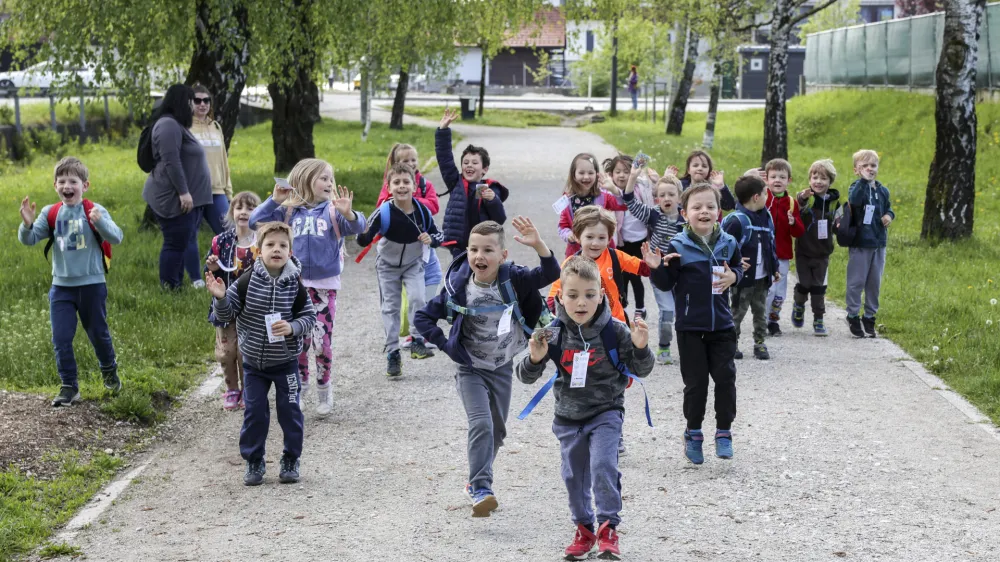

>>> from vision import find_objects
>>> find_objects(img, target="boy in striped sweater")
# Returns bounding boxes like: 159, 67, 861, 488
623, 166, 684, 365
207, 222, 316, 486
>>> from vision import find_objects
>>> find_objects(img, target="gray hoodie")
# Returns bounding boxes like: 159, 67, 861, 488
516, 297, 654, 423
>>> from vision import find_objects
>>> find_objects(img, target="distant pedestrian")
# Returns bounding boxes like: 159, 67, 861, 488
628, 66, 639, 111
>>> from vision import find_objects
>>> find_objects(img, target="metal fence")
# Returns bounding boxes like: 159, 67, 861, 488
804, 2, 1000, 89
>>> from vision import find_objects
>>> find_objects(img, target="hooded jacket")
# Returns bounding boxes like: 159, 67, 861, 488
722, 202, 778, 288
355, 199, 443, 268
212, 256, 317, 370
515, 298, 653, 423
847, 179, 894, 248
765, 189, 805, 259
795, 188, 841, 258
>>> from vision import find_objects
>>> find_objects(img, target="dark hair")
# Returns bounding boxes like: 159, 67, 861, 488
154, 83, 194, 128
567, 152, 601, 198
192, 84, 214, 120
682, 150, 714, 181
734, 175, 766, 204
387, 161, 415, 182
602, 153, 633, 174
461, 144, 490, 169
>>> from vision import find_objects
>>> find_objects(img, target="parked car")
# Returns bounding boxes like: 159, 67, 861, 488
0, 61, 108, 92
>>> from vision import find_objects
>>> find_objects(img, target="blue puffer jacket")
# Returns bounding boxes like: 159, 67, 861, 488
436, 127, 509, 256
847, 179, 894, 248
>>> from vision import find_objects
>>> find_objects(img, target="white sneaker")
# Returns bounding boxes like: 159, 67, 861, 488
401, 336, 413, 350
192, 280, 206, 289
315, 384, 332, 417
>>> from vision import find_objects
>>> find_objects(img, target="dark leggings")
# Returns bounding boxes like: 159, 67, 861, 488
618, 239, 646, 310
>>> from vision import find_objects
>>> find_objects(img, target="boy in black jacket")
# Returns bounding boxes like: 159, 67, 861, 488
793, 159, 840, 336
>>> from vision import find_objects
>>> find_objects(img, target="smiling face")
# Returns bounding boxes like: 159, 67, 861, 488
389, 172, 415, 203
310, 165, 335, 202
855, 159, 878, 181
559, 274, 602, 325
573, 157, 598, 194
611, 161, 630, 190
682, 190, 720, 236
766, 169, 790, 195
53, 173, 88, 205
688, 155, 710, 183
578, 224, 610, 260
467, 232, 507, 284
395, 147, 419, 173
655, 183, 680, 214
809, 170, 831, 195
259, 231, 291, 271
461, 153, 486, 182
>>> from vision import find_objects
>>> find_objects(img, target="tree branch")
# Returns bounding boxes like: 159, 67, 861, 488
789, 0, 840, 26
729, 14, 774, 32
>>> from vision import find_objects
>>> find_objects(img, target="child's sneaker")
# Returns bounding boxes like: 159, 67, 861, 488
244, 459, 265, 486
564, 523, 598, 560
633, 308, 647, 322
401, 336, 413, 350
386, 350, 402, 378
655, 346, 672, 365
51, 386, 80, 407
596, 521, 621, 560
767, 321, 782, 336
410, 339, 434, 359
471, 488, 498, 517
734, 349, 744, 360
813, 317, 828, 337
791, 303, 805, 328
862, 316, 877, 338
753, 342, 770, 360
315, 383, 332, 417
101, 364, 122, 393
683, 429, 704, 464
278, 453, 300, 483
192, 279, 206, 289
847, 316, 865, 338
222, 389, 241, 411
715, 429, 733, 459
238, 393, 245, 409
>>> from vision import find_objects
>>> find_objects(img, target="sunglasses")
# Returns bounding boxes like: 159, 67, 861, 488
193, 97, 211, 105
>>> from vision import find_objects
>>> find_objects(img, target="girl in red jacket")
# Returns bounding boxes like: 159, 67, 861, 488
763, 158, 804, 336
556, 153, 627, 257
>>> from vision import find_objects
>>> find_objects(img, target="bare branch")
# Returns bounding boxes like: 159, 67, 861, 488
789, 0, 840, 26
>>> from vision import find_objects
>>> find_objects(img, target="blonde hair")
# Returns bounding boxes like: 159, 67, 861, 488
566, 153, 602, 198
853, 149, 879, 167
54, 156, 88, 182
560, 255, 601, 285
808, 159, 837, 184
655, 175, 682, 198
224, 191, 262, 229
680, 182, 720, 208
285, 158, 334, 207
257, 221, 293, 247
383, 143, 418, 183
470, 220, 505, 249
571, 206, 617, 241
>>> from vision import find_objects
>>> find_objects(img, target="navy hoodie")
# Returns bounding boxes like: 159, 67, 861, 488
722, 203, 778, 288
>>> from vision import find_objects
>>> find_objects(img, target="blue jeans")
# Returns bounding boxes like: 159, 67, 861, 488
49, 283, 117, 390
652, 287, 675, 348
630, 89, 638, 110
240, 360, 303, 462
203, 194, 229, 235
154, 206, 205, 289
184, 195, 229, 282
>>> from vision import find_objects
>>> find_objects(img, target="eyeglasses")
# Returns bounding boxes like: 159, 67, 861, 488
193, 97, 211, 105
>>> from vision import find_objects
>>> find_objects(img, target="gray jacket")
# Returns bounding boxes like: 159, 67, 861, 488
516, 298, 654, 422
143, 116, 212, 219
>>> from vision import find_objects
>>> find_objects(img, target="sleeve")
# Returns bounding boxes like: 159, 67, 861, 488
719, 185, 736, 211
789, 201, 805, 238
624, 192, 657, 227
603, 192, 628, 212
204, 235, 221, 277
615, 322, 653, 379
558, 207, 574, 243
729, 241, 744, 286
92, 205, 124, 244
249, 196, 285, 229
515, 350, 549, 384
547, 277, 561, 312
414, 291, 450, 350
650, 242, 681, 291
517, 254, 562, 292
617, 249, 651, 277
426, 219, 443, 248
289, 286, 316, 337
481, 195, 507, 225
213, 280, 244, 323
355, 208, 382, 247
883, 186, 895, 220
18, 206, 53, 246
154, 119, 191, 196
418, 180, 441, 215
335, 207, 367, 236
435, 127, 461, 193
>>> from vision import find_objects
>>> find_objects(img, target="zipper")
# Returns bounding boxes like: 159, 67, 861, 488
685, 294, 690, 316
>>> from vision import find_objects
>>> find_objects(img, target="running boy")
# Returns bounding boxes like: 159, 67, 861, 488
435, 108, 509, 257
207, 221, 316, 486
19, 156, 124, 406
845, 149, 894, 338
763, 158, 804, 336
414, 217, 559, 518
723, 174, 779, 360
792, 159, 840, 336
516, 256, 654, 560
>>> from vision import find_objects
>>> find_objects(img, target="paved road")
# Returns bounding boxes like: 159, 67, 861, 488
49, 119, 1000, 562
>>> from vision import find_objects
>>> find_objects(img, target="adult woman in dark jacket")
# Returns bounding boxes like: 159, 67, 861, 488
143, 84, 213, 289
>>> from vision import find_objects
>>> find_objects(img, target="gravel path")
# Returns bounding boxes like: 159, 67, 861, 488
53, 120, 1000, 562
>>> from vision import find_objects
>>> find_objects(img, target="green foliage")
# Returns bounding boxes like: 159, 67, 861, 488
799, 0, 862, 43
569, 15, 673, 97
403, 105, 563, 127
587, 89, 1000, 422
38, 542, 84, 559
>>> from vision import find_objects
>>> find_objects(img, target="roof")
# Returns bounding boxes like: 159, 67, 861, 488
504, 8, 565, 48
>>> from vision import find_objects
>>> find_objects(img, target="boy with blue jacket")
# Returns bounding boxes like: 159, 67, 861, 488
651, 183, 743, 465
414, 217, 559, 518
19, 157, 124, 407
845, 149, 894, 338
436, 108, 509, 257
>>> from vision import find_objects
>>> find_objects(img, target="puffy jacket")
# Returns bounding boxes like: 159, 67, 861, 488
766, 190, 805, 259
847, 179, 894, 248
795, 188, 840, 258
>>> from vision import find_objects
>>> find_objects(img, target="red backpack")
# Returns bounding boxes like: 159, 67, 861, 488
44, 199, 112, 272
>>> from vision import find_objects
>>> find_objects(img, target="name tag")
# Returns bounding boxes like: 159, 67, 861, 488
497, 305, 514, 336
552, 195, 570, 214
712, 265, 725, 295
570, 351, 590, 388
817, 219, 828, 240
264, 313, 283, 343
863, 205, 875, 225
422, 244, 431, 263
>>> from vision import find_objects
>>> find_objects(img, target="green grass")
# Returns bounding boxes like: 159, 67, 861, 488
0, 98, 129, 128
587, 89, 1000, 422
402, 104, 565, 128
0, 118, 438, 561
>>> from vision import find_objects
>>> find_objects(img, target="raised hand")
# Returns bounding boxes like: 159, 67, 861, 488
512, 215, 541, 247
567, 233, 578, 244
88, 205, 102, 223
19, 196, 36, 227
205, 254, 221, 272
661, 252, 681, 263
641, 242, 663, 269
797, 188, 814, 201
710, 170, 725, 188
743, 168, 762, 179
273, 181, 292, 203
205, 271, 227, 298
665, 165, 679, 177
440, 107, 459, 129
528, 329, 549, 364
646, 169, 660, 184
773, 271, 782, 283
712, 262, 737, 292
332, 185, 354, 217
630, 318, 649, 349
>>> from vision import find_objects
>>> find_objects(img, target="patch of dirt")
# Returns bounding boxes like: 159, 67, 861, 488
0, 390, 142, 479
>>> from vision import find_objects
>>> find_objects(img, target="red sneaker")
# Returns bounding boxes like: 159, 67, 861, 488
564, 523, 597, 560
597, 521, 621, 560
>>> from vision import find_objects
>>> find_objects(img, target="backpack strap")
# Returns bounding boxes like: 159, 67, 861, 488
235, 269, 253, 308
42, 202, 63, 262
291, 278, 309, 317
444, 263, 532, 336
379, 201, 392, 237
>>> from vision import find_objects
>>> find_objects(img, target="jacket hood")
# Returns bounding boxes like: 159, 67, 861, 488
809, 188, 840, 207
252, 254, 302, 283
554, 294, 614, 339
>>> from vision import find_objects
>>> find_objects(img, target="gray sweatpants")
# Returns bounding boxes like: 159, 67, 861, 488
845, 246, 886, 318
552, 409, 624, 527
376, 258, 426, 353
456, 362, 513, 492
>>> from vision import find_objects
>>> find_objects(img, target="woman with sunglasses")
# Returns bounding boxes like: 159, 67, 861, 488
190, 85, 233, 240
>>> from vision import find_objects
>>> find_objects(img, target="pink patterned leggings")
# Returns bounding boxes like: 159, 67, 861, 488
298, 287, 337, 386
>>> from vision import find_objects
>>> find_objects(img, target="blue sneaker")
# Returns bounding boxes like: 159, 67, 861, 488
715, 430, 733, 459
683, 429, 704, 465
471, 488, 498, 518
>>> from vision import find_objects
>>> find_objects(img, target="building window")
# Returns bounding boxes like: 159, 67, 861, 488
879, 7, 893, 21
586, 31, 594, 53
750, 58, 763, 71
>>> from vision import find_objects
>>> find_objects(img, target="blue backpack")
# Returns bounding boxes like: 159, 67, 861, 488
444, 257, 536, 336
722, 210, 773, 249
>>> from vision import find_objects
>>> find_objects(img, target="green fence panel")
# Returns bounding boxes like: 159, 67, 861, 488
989, 3, 1000, 89
910, 14, 939, 87
846, 26, 867, 84
804, 33, 818, 83
866, 22, 889, 86
831, 28, 849, 83
978, 7, 991, 89
886, 18, 911, 86
817, 32, 834, 84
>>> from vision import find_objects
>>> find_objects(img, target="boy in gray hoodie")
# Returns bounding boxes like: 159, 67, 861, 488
516, 256, 654, 561
19, 157, 124, 407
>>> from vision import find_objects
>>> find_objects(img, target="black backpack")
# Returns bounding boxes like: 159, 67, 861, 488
833, 202, 858, 247
137, 123, 156, 173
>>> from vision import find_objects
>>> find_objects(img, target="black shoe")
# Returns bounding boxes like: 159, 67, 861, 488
386, 350, 402, 378
244, 459, 266, 486
101, 364, 122, 393
767, 322, 782, 337
847, 316, 865, 338
753, 342, 770, 360
410, 339, 434, 359
51, 385, 80, 407
862, 316, 877, 338
279, 454, 300, 483
734, 349, 744, 360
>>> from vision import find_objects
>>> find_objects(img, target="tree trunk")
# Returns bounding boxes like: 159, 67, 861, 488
389, 67, 409, 130
267, 73, 319, 173
921, 0, 986, 240
610, 16, 619, 117
184, 0, 250, 150
359, 58, 373, 141
666, 26, 699, 135
761, 22, 791, 165
703, 58, 722, 149
478, 48, 487, 118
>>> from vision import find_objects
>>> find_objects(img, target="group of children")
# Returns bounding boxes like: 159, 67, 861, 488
17, 104, 895, 559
